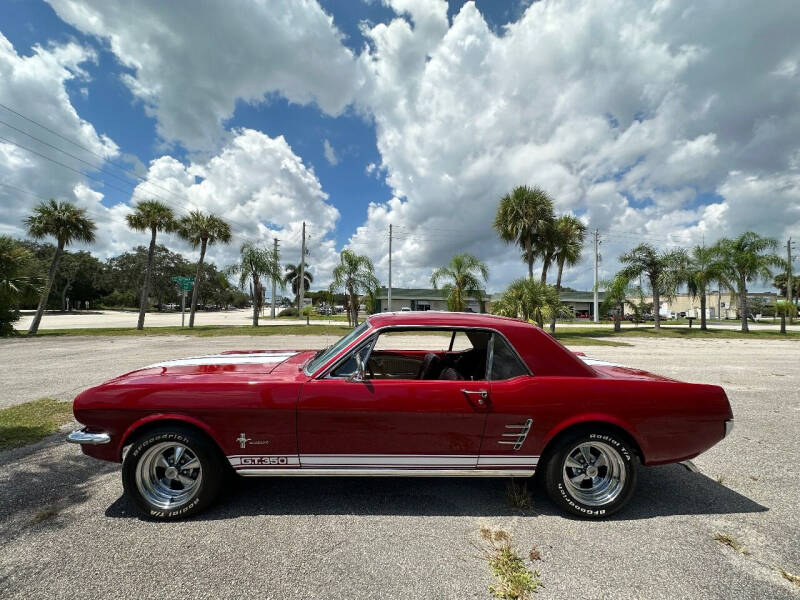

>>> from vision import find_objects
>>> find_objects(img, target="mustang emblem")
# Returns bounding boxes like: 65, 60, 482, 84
236, 433, 252, 448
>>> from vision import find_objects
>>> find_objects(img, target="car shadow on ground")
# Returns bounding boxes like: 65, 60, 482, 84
0, 436, 118, 542
104, 463, 767, 521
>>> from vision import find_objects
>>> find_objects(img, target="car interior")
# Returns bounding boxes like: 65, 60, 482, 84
330, 328, 492, 381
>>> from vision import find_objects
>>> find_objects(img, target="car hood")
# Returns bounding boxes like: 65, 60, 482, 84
575, 354, 677, 382
123, 350, 311, 377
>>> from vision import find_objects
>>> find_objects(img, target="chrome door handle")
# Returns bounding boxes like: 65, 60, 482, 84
461, 389, 489, 405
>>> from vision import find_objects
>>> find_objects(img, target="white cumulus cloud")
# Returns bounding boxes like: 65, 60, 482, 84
344, 0, 800, 291
46, 0, 361, 151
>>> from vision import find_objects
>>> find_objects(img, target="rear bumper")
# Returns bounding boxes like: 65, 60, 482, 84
67, 428, 111, 445
724, 419, 734, 438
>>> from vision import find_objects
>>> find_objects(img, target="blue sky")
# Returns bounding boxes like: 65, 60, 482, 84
0, 0, 798, 292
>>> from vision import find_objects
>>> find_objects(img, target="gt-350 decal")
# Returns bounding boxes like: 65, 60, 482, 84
228, 455, 299, 468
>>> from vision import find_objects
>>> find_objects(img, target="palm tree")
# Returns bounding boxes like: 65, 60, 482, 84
491, 278, 567, 326
494, 186, 555, 279
330, 250, 379, 327
25, 199, 96, 334
227, 242, 278, 327
685, 245, 728, 331
284, 263, 313, 311
547, 215, 586, 332
431, 253, 489, 312
715, 232, 784, 332
176, 210, 232, 327
618, 243, 687, 330
601, 275, 631, 333
125, 200, 176, 330
0, 236, 38, 336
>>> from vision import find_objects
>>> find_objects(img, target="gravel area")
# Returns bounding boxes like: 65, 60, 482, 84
1, 335, 799, 599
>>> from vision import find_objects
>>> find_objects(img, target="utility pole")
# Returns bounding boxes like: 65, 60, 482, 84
593, 229, 600, 323
271, 237, 279, 319
388, 224, 392, 312
298, 221, 306, 316
788, 238, 795, 324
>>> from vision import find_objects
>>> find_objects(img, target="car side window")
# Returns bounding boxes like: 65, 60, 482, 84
490, 334, 529, 380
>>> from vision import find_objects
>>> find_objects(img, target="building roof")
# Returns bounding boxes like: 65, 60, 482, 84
375, 287, 485, 301
376, 287, 604, 303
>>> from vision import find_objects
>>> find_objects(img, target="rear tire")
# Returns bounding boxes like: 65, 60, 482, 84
122, 426, 225, 520
544, 429, 638, 518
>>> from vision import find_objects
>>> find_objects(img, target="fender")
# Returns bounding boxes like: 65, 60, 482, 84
119, 412, 222, 459
540, 411, 647, 462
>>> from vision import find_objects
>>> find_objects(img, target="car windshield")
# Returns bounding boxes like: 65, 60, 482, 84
304, 320, 370, 375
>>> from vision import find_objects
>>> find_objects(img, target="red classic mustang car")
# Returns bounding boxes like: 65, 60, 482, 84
68, 312, 733, 519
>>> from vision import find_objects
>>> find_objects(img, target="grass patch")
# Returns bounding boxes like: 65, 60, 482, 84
713, 533, 749, 555
25, 324, 353, 338
506, 479, 534, 514
779, 569, 800, 587
479, 527, 541, 599
0, 398, 74, 451
551, 333, 630, 347
553, 326, 800, 342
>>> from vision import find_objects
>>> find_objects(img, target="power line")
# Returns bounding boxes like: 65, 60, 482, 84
0, 102, 302, 244
0, 101, 184, 202
0, 117, 185, 210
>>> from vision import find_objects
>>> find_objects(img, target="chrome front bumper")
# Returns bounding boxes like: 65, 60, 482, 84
67, 428, 111, 445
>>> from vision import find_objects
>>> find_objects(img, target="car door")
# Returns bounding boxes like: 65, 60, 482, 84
479, 333, 539, 475
296, 328, 490, 471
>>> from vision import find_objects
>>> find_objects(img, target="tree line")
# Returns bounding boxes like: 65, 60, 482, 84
0, 198, 384, 335
1, 189, 795, 336
424, 185, 794, 334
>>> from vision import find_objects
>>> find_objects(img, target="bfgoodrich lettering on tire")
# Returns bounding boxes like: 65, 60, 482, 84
122, 426, 225, 520
544, 430, 638, 518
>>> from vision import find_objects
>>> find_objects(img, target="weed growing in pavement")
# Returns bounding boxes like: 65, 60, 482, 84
713, 533, 749, 555
506, 479, 533, 514
479, 527, 541, 599
31, 506, 60, 524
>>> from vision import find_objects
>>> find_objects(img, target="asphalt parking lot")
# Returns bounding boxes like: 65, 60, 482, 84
1, 335, 799, 599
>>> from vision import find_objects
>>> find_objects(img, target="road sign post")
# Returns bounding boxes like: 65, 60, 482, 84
171, 276, 195, 327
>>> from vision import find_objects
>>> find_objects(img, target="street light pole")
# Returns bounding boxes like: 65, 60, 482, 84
593, 229, 600, 323
388, 223, 392, 312
272, 237, 279, 319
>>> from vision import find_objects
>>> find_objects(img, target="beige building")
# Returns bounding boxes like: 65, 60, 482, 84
644, 291, 778, 319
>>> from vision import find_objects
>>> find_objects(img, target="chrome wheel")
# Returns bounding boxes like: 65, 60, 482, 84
562, 441, 626, 506
134, 442, 202, 510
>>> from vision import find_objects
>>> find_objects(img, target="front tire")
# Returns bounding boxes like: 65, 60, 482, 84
122, 426, 225, 519
544, 430, 638, 518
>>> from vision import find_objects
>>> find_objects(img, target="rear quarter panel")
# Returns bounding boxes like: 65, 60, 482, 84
489, 376, 731, 465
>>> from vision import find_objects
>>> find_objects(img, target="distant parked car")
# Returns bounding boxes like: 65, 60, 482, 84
399, 307, 412, 312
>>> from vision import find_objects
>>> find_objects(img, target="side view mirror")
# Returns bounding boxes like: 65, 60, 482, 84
348, 352, 366, 382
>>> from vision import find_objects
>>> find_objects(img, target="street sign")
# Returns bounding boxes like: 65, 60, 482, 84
171, 276, 194, 291
171, 276, 195, 326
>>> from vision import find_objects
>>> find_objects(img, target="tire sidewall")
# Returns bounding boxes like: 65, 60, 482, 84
122, 427, 222, 520
545, 430, 638, 518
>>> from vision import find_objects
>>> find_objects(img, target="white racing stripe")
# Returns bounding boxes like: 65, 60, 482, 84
228, 454, 540, 469
578, 356, 624, 368
143, 352, 298, 369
